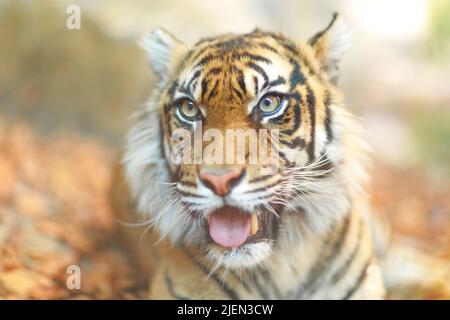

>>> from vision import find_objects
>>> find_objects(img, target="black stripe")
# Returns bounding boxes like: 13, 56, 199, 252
164, 270, 190, 300
167, 80, 179, 99
179, 178, 198, 190
288, 59, 306, 90
279, 136, 306, 149
178, 86, 194, 100
187, 70, 201, 90
234, 67, 247, 94
268, 76, 286, 88
216, 37, 247, 50
324, 92, 333, 143
300, 54, 320, 76
267, 208, 281, 243
172, 113, 191, 130
200, 78, 208, 101
247, 62, 269, 88
258, 42, 279, 54
298, 213, 351, 297
281, 41, 299, 56
244, 179, 281, 194
281, 102, 301, 135
207, 67, 222, 76
184, 250, 240, 300
230, 272, 253, 294
253, 76, 259, 95
192, 80, 199, 91
195, 54, 220, 68
207, 80, 219, 100
305, 85, 316, 163
331, 220, 363, 284
189, 49, 209, 66
231, 85, 243, 100
252, 273, 270, 299
269, 114, 285, 125
271, 36, 299, 56
306, 84, 316, 107
323, 213, 352, 263
233, 52, 272, 64
342, 258, 371, 300
249, 174, 272, 184
277, 151, 293, 167
179, 191, 203, 199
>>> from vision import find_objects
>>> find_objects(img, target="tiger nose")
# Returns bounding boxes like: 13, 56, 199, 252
199, 168, 246, 196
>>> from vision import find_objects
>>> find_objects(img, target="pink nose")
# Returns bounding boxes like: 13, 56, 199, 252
199, 169, 245, 196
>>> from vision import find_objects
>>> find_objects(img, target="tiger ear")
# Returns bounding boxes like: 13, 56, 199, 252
308, 13, 352, 83
140, 28, 188, 82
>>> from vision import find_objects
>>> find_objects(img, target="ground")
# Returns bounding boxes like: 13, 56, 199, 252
0, 116, 449, 299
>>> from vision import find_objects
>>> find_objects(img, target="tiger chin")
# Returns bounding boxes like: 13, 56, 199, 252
111, 13, 388, 299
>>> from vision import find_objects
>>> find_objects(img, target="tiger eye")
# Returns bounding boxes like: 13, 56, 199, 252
258, 94, 281, 114
179, 99, 200, 120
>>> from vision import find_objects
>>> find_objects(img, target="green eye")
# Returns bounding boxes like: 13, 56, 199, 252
258, 94, 282, 114
178, 99, 200, 120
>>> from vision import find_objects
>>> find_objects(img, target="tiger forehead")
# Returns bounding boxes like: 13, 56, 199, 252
172, 31, 303, 105
196, 29, 296, 51
187, 30, 298, 65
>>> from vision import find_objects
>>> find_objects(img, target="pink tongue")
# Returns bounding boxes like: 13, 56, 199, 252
208, 207, 251, 248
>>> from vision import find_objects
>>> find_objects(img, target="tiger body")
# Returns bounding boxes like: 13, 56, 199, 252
151, 208, 381, 300
112, 14, 387, 299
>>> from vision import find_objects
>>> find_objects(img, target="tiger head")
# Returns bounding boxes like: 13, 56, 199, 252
124, 13, 369, 270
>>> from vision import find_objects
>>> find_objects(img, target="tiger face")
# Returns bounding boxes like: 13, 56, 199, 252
125, 14, 364, 270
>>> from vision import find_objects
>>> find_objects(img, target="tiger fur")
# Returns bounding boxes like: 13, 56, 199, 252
111, 13, 399, 299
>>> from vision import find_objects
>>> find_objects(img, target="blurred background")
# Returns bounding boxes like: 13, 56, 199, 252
0, 0, 449, 299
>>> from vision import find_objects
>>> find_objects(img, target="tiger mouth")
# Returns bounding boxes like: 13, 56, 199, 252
206, 205, 269, 248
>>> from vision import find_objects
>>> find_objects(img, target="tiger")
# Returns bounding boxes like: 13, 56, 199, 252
110, 13, 449, 299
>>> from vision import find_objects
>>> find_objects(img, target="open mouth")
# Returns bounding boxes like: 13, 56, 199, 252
207, 206, 259, 248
